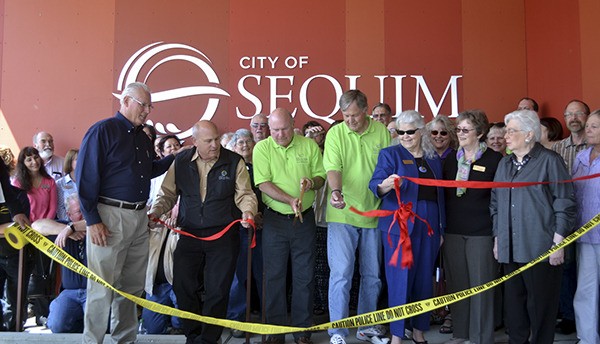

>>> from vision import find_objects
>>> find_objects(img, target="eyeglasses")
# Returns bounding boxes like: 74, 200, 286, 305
430, 130, 448, 136
372, 114, 390, 119
395, 129, 418, 136
455, 127, 476, 134
236, 139, 253, 146
130, 97, 154, 110
564, 111, 587, 118
505, 128, 525, 135
250, 123, 268, 129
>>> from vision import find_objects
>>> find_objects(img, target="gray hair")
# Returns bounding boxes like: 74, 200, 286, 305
456, 110, 490, 142
231, 128, 253, 144
64, 193, 80, 209
339, 90, 368, 112
250, 113, 268, 123
120, 82, 151, 106
426, 115, 458, 149
504, 110, 541, 142
395, 110, 436, 159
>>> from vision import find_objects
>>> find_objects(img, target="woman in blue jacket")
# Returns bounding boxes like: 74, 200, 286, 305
369, 110, 445, 344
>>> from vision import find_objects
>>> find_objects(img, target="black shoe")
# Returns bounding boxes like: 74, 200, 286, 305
555, 319, 576, 335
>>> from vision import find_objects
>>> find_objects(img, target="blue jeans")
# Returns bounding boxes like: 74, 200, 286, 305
327, 222, 382, 337
227, 228, 263, 321
47, 288, 86, 333
142, 282, 182, 334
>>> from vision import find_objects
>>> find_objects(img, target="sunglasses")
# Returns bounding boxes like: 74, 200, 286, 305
455, 127, 476, 134
395, 129, 418, 136
430, 130, 448, 136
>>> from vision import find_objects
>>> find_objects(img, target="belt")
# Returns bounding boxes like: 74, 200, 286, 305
266, 207, 312, 220
98, 196, 146, 211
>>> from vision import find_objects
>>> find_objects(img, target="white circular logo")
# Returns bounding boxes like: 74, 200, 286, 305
114, 42, 230, 139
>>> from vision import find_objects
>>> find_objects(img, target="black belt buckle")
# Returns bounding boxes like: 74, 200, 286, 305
99, 197, 146, 210
267, 207, 311, 220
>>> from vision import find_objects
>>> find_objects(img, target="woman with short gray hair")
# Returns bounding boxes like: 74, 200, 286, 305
490, 109, 576, 344
369, 110, 445, 344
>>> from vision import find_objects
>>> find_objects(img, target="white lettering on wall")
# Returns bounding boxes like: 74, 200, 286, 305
413, 75, 462, 117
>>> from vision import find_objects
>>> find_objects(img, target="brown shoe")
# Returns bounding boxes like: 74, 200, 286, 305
294, 337, 313, 344
265, 336, 285, 344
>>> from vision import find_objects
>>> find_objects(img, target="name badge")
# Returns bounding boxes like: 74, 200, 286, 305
473, 165, 486, 172
402, 159, 414, 165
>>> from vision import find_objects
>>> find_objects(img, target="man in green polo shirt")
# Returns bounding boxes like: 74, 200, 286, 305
253, 108, 326, 344
323, 90, 390, 344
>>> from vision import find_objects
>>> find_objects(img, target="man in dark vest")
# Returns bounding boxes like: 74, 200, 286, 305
149, 120, 257, 344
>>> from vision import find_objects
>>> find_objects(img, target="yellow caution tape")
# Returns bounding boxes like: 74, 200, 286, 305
6, 212, 600, 334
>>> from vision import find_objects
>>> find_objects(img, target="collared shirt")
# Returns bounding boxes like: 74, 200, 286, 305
56, 174, 78, 222
76, 112, 174, 225
150, 149, 257, 218
253, 134, 326, 215
490, 143, 577, 263
552, 135, 587, 174
323, 118, 390, 227
572, 147, 600, 244
45, 155, 65, 180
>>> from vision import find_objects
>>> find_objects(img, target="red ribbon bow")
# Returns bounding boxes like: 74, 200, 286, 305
350, 178, 432, 268
149, 215, 257, 248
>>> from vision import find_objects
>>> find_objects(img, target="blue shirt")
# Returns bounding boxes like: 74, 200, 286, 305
56, 174, 78, 222
62, 236, 88, 290
76, 112, 174, 225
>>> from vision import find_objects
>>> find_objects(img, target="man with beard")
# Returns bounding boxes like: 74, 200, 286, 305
551, 99, 590, 335
553, 100, 590, 172
33, 131, 65, 180
250, 114, 269, 142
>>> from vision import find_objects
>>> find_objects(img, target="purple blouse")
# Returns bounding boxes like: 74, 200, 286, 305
572, 147, 600, 244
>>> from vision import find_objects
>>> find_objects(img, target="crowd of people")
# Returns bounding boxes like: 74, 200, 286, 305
0, 82, 598, 344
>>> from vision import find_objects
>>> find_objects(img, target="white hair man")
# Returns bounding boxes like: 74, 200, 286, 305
33, 131, 65, 179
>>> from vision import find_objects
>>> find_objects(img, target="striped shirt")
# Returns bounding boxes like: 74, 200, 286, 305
552, 135, 587, 175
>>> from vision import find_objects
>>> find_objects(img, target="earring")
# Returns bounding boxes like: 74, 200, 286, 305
525, 138, 531, 143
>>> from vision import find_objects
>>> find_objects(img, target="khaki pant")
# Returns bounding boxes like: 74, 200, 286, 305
82, 203, 149, 344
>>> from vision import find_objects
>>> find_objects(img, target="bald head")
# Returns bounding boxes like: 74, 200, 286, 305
192, 120, 220, 160
269, 108, 295, 147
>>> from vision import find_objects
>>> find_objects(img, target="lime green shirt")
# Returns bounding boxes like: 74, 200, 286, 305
323, 118, 390, 227
253, 135, 326, 215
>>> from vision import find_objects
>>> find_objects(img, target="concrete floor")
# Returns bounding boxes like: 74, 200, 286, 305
0, 319, 580, 344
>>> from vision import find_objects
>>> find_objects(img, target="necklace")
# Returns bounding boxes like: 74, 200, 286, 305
417, 158, 428, 173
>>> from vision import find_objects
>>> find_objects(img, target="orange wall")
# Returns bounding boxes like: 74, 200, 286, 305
0, 1, 598, 156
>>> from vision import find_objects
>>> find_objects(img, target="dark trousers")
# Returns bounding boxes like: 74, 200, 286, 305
173, 229, 239, 344
262, 208, 315, 340
504, 262, 562, 344
0, 253, 33, 331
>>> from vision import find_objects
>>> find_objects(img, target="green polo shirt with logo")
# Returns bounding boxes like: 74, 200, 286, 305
323, 118, 390, 228
253, 134, 326, 215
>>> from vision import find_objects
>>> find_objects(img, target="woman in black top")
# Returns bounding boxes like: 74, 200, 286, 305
442, 110, 502, 344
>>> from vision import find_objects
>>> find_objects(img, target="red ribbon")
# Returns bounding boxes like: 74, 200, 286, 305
149, 215, 257, 248
349, 172, 600, 269
350, 178, 432, 269
402, 172, 600, 189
